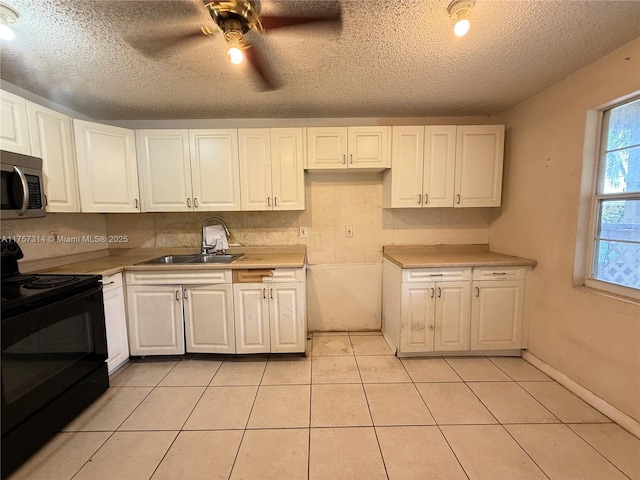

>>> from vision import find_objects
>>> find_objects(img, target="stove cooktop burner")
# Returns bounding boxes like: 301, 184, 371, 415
23, 276, 79, 289
2, 275, 37, 285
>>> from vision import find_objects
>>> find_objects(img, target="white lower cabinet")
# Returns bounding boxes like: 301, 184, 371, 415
233, 275, 306, 354
102, 273, 129, 373
126, 285, 186, 356
184, 284, 235, 354
470, 267, 525, 350
383, 260, 526, 355
125, 268, 306, 355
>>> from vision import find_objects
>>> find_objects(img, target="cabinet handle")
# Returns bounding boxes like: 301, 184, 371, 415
492, 272, 507, 276
429, 273, 443, 277
437, 287, 442, 298
267, 197, 271, 207
349, 154, 353, 164
263, 288, 267, 299
175, 290, 180, 301
456, 194, 461, 204
475, 287, 480, 297
101, 281, 115, 286
270, 289, 274, 299
135, 198, 139, 209
274, 197, 278, 207
424, 194, 428, 205
187, 197, 191, 207
342, 154, 346, 165
418, 194, 422, 205
44, 194, 48, 207
184, 289, 188, 299
428, 324, 435, 330
430, 287, 435, 298
194, 198, 198, 208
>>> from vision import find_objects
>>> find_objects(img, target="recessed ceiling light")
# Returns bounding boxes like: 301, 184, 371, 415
0, 2, 19, 41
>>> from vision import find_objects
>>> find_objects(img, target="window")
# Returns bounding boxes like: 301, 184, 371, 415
586, 97, 640, 297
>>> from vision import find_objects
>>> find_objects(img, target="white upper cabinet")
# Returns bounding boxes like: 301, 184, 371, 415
74, 119, 140, 213
1, 90, 31, 155
384, 126, 456, 208
307, 126, 390, 171
238, 128, 272, 211
238, 128, 305, 211
270, 128, 305, 210
189, 129, 241, 211
384, 125, 504, 208
424, 126, 456, 207
27, 102, 80, 212
384, 126, 424, 208
136, 130, 193, 212
454, 125, 505, 207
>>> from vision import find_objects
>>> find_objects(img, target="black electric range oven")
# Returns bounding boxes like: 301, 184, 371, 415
1, 240, 109, 477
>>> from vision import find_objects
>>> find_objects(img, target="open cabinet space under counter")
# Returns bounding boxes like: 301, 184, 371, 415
381, 244, 536, 357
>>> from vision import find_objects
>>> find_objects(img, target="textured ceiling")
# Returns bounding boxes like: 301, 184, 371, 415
1, 0, 639, 120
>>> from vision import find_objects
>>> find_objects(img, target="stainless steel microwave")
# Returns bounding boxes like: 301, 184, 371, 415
1, 150, 46, 219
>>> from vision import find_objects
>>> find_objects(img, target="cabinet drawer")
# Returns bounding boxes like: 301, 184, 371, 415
472, 267, 525, 281
233, 268, 304, 283
126, 269, 232, 285
101, 272, 123, 292
402, 268, 471, 283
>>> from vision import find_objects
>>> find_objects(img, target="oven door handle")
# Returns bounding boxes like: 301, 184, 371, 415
13, 166, 29, 216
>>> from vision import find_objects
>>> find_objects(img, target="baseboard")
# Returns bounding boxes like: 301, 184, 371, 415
522, 351, 640, 438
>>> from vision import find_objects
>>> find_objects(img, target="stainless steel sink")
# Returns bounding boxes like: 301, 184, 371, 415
187, 253, 244, 264
136, 253, 243, 265
137, 255, 197, 265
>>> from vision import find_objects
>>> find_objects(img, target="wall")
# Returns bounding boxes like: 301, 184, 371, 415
106, 172, 492, 330
1, 214, 107, 261
489, 37, 640, 421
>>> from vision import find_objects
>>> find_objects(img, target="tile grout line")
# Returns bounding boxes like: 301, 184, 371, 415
307, 337, 314, 480
226, 357, 268, 480
350, 335, 391, 480
399, 355, 471, 480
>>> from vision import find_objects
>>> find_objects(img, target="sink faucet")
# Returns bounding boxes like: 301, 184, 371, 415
201, 217, 232, 254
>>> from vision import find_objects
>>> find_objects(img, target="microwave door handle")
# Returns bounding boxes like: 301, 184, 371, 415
13, 166, 29, 216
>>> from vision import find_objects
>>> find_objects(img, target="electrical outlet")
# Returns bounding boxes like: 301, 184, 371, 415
299, 227, 308, 238
345, 226, 353, 237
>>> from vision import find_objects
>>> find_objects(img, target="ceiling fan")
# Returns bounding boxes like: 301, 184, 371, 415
141, 0, 342, 91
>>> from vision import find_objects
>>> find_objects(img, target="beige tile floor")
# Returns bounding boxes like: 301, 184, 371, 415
9, 332, 640, 480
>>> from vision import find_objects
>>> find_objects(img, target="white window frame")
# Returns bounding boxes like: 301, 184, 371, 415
579, 94, 640, 301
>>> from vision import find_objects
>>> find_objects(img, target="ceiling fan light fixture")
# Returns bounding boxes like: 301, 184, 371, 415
447, 0, 475, 37
228, 46, 243, 64
0, 2, 19, 41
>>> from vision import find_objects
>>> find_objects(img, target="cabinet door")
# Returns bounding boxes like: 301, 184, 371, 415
26, 102, 80, 212
189, 129, 241, 211
470, 280, 523, 350
271, 128, 305, 210
103, 282, 130, 373
136, 130, 193, 212
348, 126, 390, 169
238, 129, 272, 211
400, 282, 435, 353
423, 126, 456, 207
386, 126, 424, 208
0, 90, 31, 155
269, 283, 305, 353
434, 281, 470, 351
306, 127, 347, 169
126, 285, 185, 355
454, 125, 505, 207
74, 120, 140, 213
233, 284, 270, 354
184, 284, 235, 354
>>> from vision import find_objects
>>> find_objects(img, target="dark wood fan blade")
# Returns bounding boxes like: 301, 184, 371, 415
244, 43, 281, 91
259, 13, 342, 31
129, 29, 209, 58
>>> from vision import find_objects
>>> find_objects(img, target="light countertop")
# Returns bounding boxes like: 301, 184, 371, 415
383, 245, 537, 269
37, 246, 307, 277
